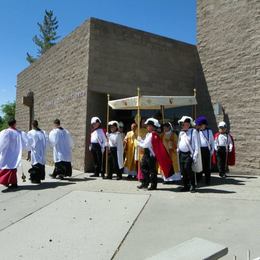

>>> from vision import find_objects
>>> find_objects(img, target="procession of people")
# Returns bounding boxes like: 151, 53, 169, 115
0, 113, 235, 192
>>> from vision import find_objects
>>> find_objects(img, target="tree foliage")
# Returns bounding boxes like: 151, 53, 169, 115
0, 102, 16, 131
26, 10, 59, 64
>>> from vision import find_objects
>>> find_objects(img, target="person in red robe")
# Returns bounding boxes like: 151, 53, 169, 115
212, 121, 235, 177
137, 118, 173, 190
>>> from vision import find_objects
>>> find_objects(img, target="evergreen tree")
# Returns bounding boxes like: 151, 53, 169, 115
26, 10, 59, 64
0, 102, 16, 131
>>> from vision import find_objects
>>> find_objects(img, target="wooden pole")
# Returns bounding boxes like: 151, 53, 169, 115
161, 105, 165, 124
105, 94, 110, 177
137, 88, 141, 176
193, 88, 197, 119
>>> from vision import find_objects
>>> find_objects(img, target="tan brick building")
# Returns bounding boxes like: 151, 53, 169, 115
197, 0, 260, 174
15, 17, 230, 172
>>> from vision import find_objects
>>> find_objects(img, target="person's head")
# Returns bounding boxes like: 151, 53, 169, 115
108, 121, 119, 133
195, 116, 208, 130
178, 116, 194, 131
163, 122, 172, 133
32, 120, 39, 129
118, 122, 124, 133
144, 118, 160, 133
53, 119, 61, 128
91, 117, 101, 130
131, 123, 137, 131
8, 118, 16, 128
141, 118, 146, 128
218, 121, 227, 133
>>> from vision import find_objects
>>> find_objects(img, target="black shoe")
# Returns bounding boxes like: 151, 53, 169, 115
31, 180, 41, 184
57, 174, 65, 180
126, 175, 132, 180
49, 174, 56, 179
137, 184, 148, 189
104, 176, 112, 180
180, 186, 189, 192
8, 184, 18, 189
190, 185, 196, 193
148, 186, 157, 191
116, 176, 122, 180
90, 174, 99, 177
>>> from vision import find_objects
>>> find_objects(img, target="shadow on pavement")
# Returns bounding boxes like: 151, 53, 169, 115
65, 177, 96, 182
1, 181, 75, 193
228, 175, 258, 179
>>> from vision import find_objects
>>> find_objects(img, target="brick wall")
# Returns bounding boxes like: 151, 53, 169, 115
16, 20, 90, 171
197, 0, 260, 174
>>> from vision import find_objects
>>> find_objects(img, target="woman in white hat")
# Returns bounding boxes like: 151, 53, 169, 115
90, 117, 106, 178
106, 121, 124, 180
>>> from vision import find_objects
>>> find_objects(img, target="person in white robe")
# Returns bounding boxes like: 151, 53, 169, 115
106, 121, 124, 180
0, 119, 29, 188
27, 120, 48, 183
49, 119, 73, 179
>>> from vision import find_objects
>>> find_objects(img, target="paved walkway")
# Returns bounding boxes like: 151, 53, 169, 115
0, 161, 259, 259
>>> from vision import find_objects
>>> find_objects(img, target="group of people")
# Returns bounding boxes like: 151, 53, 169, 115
90, 115, 235, 192
0, 118, 73, 189
0, 114, 235, 193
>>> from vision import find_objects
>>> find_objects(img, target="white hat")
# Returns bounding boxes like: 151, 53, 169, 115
144, 118, 160, 128
91, 116, 101, 124
178, 116, 194, 126
218, 121, 227, 128
108, 120, 119, 128
118, 121, 124, 128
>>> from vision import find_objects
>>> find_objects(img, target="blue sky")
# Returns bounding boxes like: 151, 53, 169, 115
0, 0, 196, 109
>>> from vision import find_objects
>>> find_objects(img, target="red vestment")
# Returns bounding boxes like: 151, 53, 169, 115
151, 132, 173, 178
0, 169, 17, 186
212, 132, 235, 166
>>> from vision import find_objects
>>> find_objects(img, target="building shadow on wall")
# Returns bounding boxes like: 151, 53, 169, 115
194, 49, 218, 131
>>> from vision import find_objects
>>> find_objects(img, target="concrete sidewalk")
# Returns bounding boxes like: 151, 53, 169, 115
0, 161, 260, 259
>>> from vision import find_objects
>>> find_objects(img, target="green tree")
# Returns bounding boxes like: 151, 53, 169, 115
0, 102, 16, 131
26, 10, 59, 64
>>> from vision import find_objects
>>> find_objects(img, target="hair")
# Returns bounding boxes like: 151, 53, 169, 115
53, 119, 60, 126
32, 120, 38, 128
8, 118, 16, 127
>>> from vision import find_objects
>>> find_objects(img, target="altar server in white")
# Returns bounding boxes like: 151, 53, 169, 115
49, 119, 73, 179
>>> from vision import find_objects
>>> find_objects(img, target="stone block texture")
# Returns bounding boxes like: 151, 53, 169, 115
197, 0, 260, 174
16, 20, 90, 171
17, 18, 214, 172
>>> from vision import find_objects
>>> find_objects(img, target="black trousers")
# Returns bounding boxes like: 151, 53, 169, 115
216, 146, 227, 174
179, 151, 195, 187
28, 163, 45, 182
140, 149, 157, 188
53, 161, 72, 177
91, 143, 103, 176
200, 147, 211, 182
108, 147, 121, 178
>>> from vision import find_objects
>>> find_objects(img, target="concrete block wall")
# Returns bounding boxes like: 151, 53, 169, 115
16, 20, 91, 171
87, 18, 215, 127
197, 0, 260, 174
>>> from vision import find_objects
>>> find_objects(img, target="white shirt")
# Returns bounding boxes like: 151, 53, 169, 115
199, 128, 215, 155
91, 128, 106, 150
0, 128, 29, 169
137, 132, 155, 157
107, 131, 124, 169
215, 133, 233, 151
49, 128, 73, 163
178, 128, 199, 160
27, 129, 48, 165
